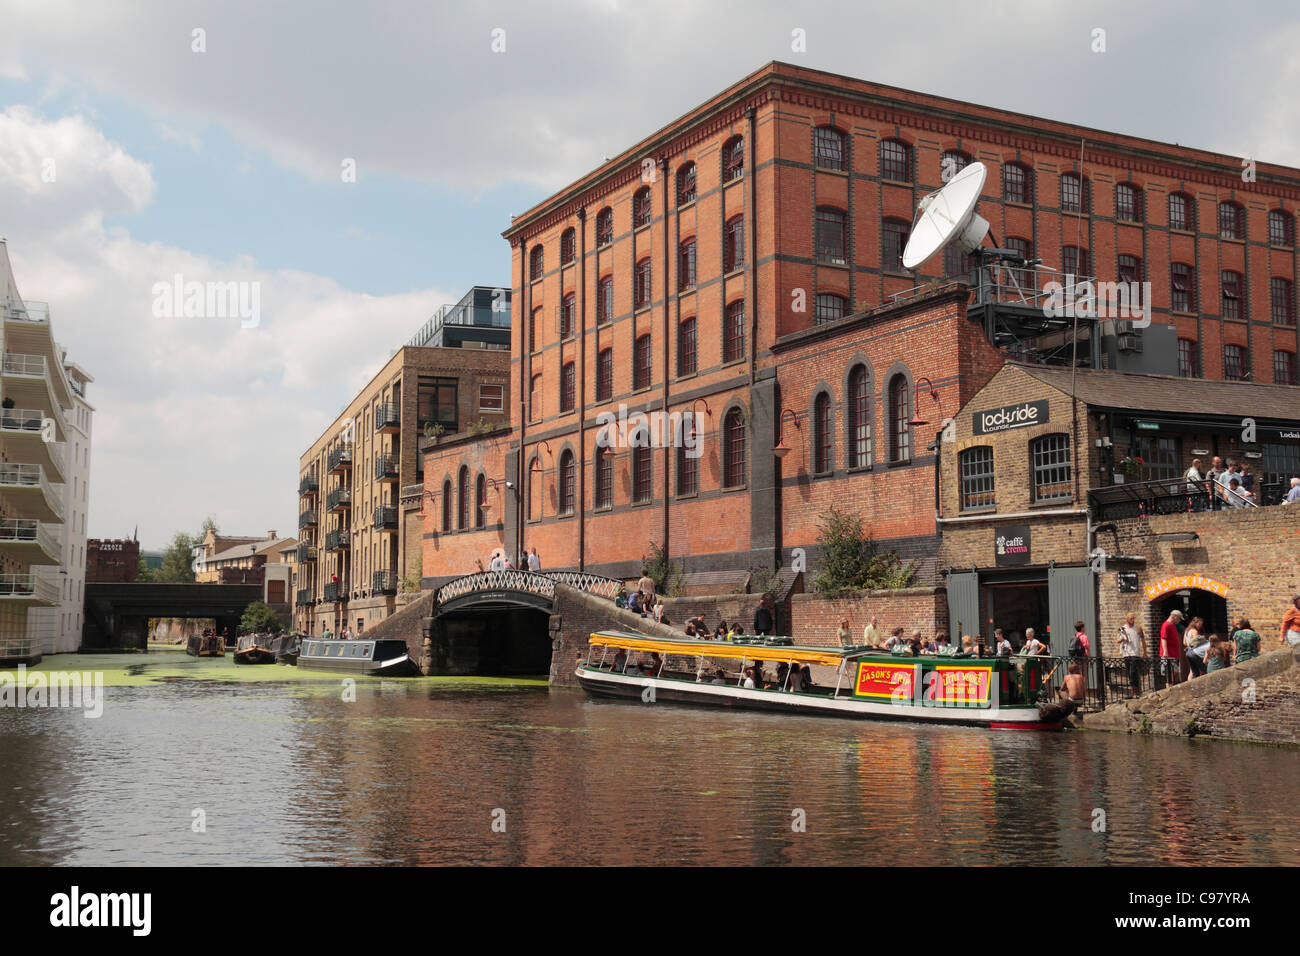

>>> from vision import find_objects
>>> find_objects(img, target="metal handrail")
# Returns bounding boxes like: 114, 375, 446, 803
433, 568, 623, 608
0, 572, 59, 602
0, 463, 64, 519
3, 353, 47, 377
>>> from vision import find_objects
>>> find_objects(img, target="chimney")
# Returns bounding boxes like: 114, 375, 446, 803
267, 530, 277, 539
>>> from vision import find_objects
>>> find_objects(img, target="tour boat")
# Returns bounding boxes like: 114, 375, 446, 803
186, 632, 225, 657
295, 637, 416, 676
576, 630, 1065, 730
233, 634, 277, 665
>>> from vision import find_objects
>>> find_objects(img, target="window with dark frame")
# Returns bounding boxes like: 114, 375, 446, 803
560, 361, 576, 412
632, 445, 652, 503
960, 446, 995, 511
1171, 263, 1196, 312
1118, 254, 1143, 285
723, 136, 744, 182
529, 245, 544, 281
676, 162, 696, 205
634, 334, 652, 390
880, 139, 911, 181
1177, 338, 1198, 378
1030, 434, 1072, 503
678, 238, 697, 290
560, 228, 576, 265
814, 126, 846, 171
1060, 173, 1087, 214
1269, 209, 1294, 246
529, 373, 543, 422
1223, 344, 1247, 381
527, 457, 540, 521
634, 258, 652, 308
441, 480, 452, 532
529, 308, 539, 352
1221, 270, 1243, 319
883, 219, 909, 271
815, 207, 847, 264
1275, 349, 1297, 385
596, 348, 613, 402
723, 409, 746, 488
1116, 183, 1142, 222
475, 474, 486, 529
1168, 193, 1193, 232
595, 448, 613, 509
941, 151, 969, 182
1271, 277, 1295, 325
1218, 201, 1244, 239
597, 276, 613, 324
633, 187, 652, 228
847, 365, 871, 468
677, 316, 697, 376
724, 215, 745, 272
1003, 162, 1031, 204
418, 376, 459, 433
458, 467, 470, 529
560, 293, 576, 338
945, 244, 975, 277
478, 384, 504, 412
596, 207, 613, 246
814, 294, 847, 325
723, 301, 745, 363
813, 393, 832, 474
888, 375, 911, 463
677, 442, 698, 497
1133, 435, 1181, 482
559, 451, 576, 516
1062, 246, 1090, 277
1005, 236, 1033, 287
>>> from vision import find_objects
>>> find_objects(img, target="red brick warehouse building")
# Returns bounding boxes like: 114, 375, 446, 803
421, 60, 1300, 587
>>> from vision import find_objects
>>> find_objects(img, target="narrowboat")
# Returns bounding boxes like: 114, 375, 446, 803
576, 630, 1066, 730
233, 633, 277, 665
186, 631, 225, 657
295, 638, 416, 676
270, 632, 302, 665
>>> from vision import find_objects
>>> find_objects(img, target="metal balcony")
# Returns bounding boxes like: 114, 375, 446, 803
324, 581, 348, 603
298, 510, 318, 529
0, 409, 66, 480
327, 443, 354, 473
296, 588, 313, 607
0, 572, 59, 605
326, 487, 352, 512
298, 475, 319, 497
296, 545, 317, 563
0, 518, 61, 562
325, 529, 350, 551
375, 403, 400, 433
372, 570, 398, 595
373, 506, 398, 531
375, 453, 398, 482
0, 463, 65, 522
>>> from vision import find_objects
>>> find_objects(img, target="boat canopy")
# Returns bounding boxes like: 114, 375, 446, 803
587, 630, 852, 668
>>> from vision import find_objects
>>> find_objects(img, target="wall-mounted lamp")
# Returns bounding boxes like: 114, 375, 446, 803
773, 409, 801, 460
909, 377, 941, 429
479, 478, 507, 515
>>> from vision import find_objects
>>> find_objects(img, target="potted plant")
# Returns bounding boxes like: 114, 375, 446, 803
1118, 455, 1145, 480
1, 397, 13, 409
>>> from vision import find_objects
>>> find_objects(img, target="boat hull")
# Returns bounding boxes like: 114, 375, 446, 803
577, 667, 1060, 730
233, 648, 276, 665
295, 638, 417, 676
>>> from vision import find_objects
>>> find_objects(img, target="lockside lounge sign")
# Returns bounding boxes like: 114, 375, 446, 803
973, 400, 1049, 436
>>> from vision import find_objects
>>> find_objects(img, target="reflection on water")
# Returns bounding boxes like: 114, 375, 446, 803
2, 677, 1297, 866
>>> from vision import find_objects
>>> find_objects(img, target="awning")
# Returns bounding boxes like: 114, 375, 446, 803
587, 631, 851, 668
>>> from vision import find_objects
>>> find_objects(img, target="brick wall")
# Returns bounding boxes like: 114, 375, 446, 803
790, 587, 948, 647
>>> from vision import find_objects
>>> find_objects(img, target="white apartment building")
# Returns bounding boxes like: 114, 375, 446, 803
0, 239, 89, 662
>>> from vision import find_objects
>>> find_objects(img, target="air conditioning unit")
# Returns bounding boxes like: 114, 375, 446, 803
1117, 332, 1143, 353
1114, 319, 1134, 335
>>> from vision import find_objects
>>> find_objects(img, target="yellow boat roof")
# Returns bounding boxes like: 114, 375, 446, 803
587, 630, 850, 668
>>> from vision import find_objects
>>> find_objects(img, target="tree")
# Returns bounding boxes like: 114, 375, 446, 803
813, 506, 917, 593
155, 531, 197, 583
135, 557, 154, 582
240, 601, 282, 635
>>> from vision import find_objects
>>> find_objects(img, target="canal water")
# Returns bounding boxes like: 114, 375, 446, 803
2, 653, 1297, 866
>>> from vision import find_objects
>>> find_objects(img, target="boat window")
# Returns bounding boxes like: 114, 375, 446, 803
362, 644, 373, 655
335, 644, 346, 656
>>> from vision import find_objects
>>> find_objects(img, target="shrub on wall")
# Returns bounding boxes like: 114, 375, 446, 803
813, 506, 917, 593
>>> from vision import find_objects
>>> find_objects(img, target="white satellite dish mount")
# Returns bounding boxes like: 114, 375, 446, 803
901, 161, 994, 270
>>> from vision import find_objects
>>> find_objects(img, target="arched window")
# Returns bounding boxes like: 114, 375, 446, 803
441, 479, 452, 532
1268, 209, 1294, 246
527, 456, 541, 520
1060, 172, 1088, 213
1118, 254, 1143, 284
814, 126, 846, 171
813, 393, 832, 475
723, 408, 746, 488
1218, 201, 1244, 239
879, 139, 912, 182
1003, 162, 1032, 204
1030, 434, 1072, 502
723, 300, 745, 363
678, 316, 697, 376
458, 467, 470, 529
529, 245, 544, 281
633, 187, 652, 228
1168, 192, 1194, 232
1115, 183, 1143, 223
815, 207, 847, 264
561, 361, 576, 412
560, 227, 576, 265
847, 364, 871, 468
940, 150, 970, 183
888, 374, 911, 463
595, 447, 613, 509
475, 474, 486, 528
1005, 236, 1033, 287
559, 451, 576, 515
960, 447, 995, 511
529, 373, 543, 422
1223, 344, 1247, 381
676, 162, 697, 205
723, 135, 744, 181
595, 207, 613, 246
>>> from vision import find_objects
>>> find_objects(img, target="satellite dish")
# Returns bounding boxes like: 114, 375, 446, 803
901, 162, 990, 270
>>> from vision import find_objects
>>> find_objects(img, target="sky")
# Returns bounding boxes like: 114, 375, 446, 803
0, 0, 1297, 549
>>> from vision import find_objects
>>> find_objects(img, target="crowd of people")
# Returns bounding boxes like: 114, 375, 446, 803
1183, 455, 1300, 508
475, 546, 543, 573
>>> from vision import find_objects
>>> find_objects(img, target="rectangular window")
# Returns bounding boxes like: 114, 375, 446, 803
883, 221, 909, 271
1177, 338, 1198, 378
1003, 164, 1029, 204
1133, 435, 1181, 482
815, 208, 847, 264
1275, 350, 1296, 385
1031, 435, 1072, 503
678, 240, 696, 290
1171, 264, 1196, 313
635, 260, 652, 308
418, 376, 458, 433
595, 451, 613, 509
677, 317, 697, 377
1263, 442, 1300, 504
560, 294, 576, 338
1169, 194, 1190, 232
561, 362, 576, 412
634, 335, 652, 390
1223, 344, 1246, 381
723, 302, 745, 363
596, 348, 613, 402
959, 446, 995, 511
597, 277, 613, 325
815, 294, 846, 325
633, 447, 652, 503
677, 443, 698, 497
1221, 271, 1242, 319
478, 384, 504, 412
724, 216, 745, 272
1271, 277, 1295, 325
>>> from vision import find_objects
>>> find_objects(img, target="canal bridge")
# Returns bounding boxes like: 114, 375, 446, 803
83, 582, 263, 651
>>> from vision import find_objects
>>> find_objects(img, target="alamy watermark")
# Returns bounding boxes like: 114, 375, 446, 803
0, 665, 104, 718
1042, 275, 1151, 327
595, 405, 702, 458
151, 274, 261, 328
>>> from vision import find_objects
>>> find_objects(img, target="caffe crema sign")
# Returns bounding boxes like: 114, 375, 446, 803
1144, 573, 1229, 601
973, 400, 1049, 436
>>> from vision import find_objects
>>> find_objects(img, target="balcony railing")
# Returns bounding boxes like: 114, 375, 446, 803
326, 487, 352, 512
375, 403, 400, 432
324, 581, 348, 603
0, 572, 59, 603
298, 510, 318, 529
373, 506, 397, 530
372, 570, 398, 595
375, 453, 398, 480
325, 530, 350, 551
0, 518, 60, 555
297, 545, 317, 563
2, 298, 49, 323
327, 443, 354, 472
296, 588, 313, 607
0, 408, 47, 434
299, 475, 319, 496
0, 463, 64, 520
3, 353, 48, 378
1088, 476, 1269, 522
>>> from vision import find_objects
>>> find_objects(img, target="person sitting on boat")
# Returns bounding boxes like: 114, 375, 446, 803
644, 652, 663, 676
715, 622, 729, 640
684, 621, 698, 637
787, 662, 811, 692
741, 667, 757, 688
1060, 663, 1086, 706
612, 648, 628, 673
884, 627, 905, 650
958, 635, 976, 657
710, 669, 727, 685
729, 624, 745, 640
919, 636, 937, 655
935, 634, 952, 654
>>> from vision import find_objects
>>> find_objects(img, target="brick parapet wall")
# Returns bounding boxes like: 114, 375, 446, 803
790, 587, 948, 647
